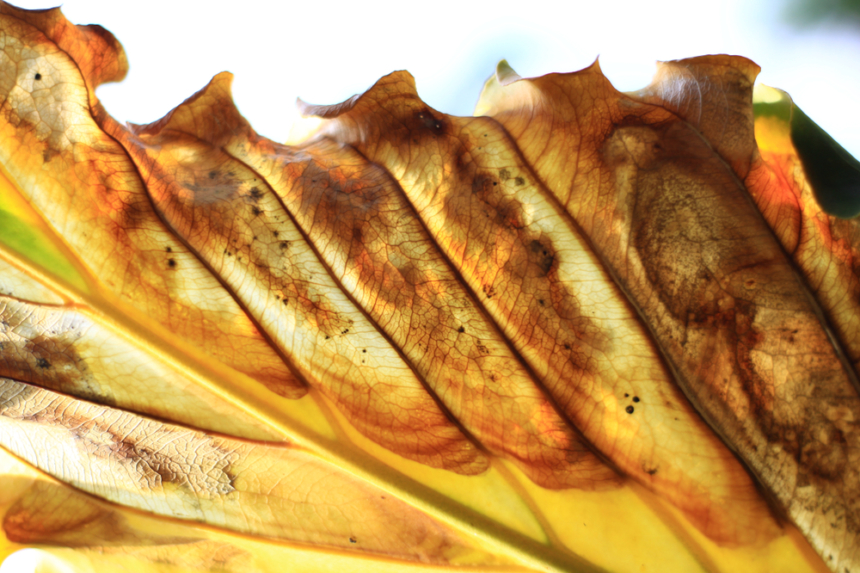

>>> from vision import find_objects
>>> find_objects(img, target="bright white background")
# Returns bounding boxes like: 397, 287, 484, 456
8, 0, 860, 158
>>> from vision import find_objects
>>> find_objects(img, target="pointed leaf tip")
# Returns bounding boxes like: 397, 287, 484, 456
299, 71, 420, 120
495, 59, 521, 85
130, 71, 242, 143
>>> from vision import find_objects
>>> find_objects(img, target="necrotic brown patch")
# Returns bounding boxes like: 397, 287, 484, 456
528, 240, 554, 276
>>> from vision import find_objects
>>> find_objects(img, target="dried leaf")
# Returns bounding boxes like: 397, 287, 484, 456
0, 3, 855, 572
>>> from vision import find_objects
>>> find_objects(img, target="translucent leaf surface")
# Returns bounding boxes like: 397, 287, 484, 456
0, 3, 853, 572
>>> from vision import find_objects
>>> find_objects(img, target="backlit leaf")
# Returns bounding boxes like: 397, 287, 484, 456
0, 3, 854, 572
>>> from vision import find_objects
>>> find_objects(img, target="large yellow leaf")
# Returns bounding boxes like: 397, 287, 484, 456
0, 3, 855, 572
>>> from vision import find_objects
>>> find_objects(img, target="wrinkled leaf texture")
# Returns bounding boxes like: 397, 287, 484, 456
0, 3, 857, 573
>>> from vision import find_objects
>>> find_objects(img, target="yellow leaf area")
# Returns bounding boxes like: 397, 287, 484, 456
0, 2, 849, 573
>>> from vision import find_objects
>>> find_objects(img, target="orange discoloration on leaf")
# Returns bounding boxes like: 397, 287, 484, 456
101, 109, 487, 475
306, 71, 782, 547
480, 57, 860, 571
138, 73, 608, 489
0, 4, 855, 573
634, 60, 860, 572
0, 11, 304, 399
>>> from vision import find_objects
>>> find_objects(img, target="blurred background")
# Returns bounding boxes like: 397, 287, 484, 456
10, 0, 860, 158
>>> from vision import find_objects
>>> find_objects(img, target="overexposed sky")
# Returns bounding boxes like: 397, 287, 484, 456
8, 0, 860, 158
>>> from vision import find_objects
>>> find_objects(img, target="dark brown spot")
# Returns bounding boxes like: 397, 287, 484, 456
250, 187, 263, 201
515, 177, 525, 186
36, 358, 50, 369
34, 73, 41, 81
251, 206, 262, 216
457, 326, 465, 333
416, 110, 445, 133
646, 468, 658, 475
280, 241, 289, 250
482, 283, 495, 299
349, 537, 357, 543
528, 240, 554, 275
626, 406, 634, 414
633, 396, 640, 403
167, 259, 176, 268
208, 171, 217, 179
165, 246, 172, 253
